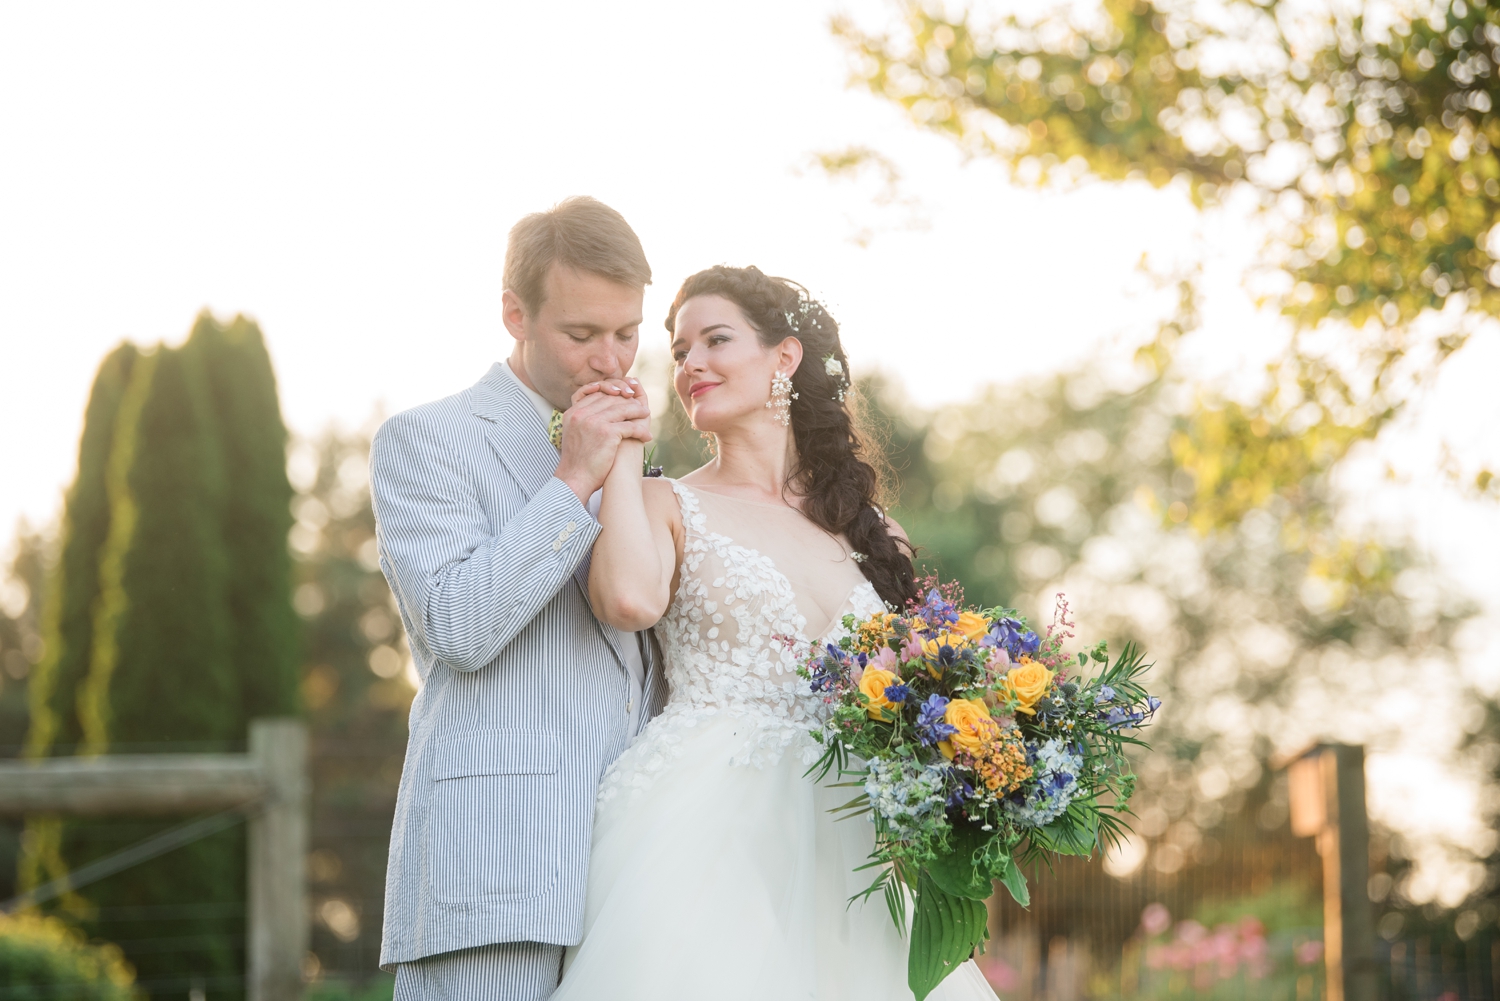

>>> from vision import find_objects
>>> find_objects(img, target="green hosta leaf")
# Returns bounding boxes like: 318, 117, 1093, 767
926, 820, 992, 900
909, 869, 989, 1001
1030, 799, 1100, 857
996, 854, 1029, 908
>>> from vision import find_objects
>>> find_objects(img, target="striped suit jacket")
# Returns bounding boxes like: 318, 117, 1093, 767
371, 363, 668, 968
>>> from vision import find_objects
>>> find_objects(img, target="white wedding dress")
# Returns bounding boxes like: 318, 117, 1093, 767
551, 481, 998, 1001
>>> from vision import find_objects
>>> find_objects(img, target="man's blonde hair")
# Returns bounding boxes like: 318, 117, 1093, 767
503, 196, 652, 313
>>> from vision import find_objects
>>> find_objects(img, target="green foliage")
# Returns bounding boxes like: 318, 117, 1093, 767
927, 821, 996, 900
71, 338, 241, 998
286, 424, 417, 975
909, 868, 991, 1001
0, 913, 140, 1001
835, 0, 1500, 522
19, 315, 302, 999
85, 338, 234, 748
837, 0, 1500, 326
1192, 881, 1322, 932
191, 314, 300, 720
26, 344, 139, 757
304, 976, 395, 1001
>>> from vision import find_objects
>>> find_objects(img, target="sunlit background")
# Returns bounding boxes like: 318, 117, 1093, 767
1, 1, 1498, 999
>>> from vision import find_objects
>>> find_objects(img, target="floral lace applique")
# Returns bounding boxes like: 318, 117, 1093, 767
597, 481, 886, 808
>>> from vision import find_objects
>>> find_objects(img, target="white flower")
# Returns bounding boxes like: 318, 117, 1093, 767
824, 355, 844, 379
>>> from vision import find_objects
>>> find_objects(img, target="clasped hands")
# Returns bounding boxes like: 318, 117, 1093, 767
554, 377, 653, 504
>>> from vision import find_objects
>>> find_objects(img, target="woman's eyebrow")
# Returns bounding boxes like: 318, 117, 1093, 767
700, 324, 733, 335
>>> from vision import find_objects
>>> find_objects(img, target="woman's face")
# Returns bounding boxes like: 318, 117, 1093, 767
671, 294, 801, 433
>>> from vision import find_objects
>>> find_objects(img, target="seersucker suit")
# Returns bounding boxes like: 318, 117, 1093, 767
371, 362, 668, 991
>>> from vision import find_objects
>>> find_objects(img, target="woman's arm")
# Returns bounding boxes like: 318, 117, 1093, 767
587, 441, 681, 631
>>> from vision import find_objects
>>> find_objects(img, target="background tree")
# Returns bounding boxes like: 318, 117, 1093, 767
193, 316, 300, 721
285, 422, 415, 989
19, 314, 301, 1000
25, 344, 139, 759
834, 0, 1500, 517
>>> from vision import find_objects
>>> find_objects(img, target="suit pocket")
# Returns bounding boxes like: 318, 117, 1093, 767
429, 730, 561, 903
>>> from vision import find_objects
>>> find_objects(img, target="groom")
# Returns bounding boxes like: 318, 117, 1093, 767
371, 196, 668, 1000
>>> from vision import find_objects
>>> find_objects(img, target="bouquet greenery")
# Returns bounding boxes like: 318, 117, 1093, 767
801, 582, 1158, 999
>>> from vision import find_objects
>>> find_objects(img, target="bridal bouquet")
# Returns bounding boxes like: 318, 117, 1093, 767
800, 583, 1159, 999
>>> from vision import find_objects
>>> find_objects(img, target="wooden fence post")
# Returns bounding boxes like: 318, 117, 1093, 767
248, 718, 309, 1001
1287, 743, 1374, 1001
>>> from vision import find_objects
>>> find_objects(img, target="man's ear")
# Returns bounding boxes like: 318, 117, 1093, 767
501, 289, 529, 343
777, 337, 804, 376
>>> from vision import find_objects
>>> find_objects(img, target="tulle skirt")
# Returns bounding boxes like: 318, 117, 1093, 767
550, 713, 998, 1001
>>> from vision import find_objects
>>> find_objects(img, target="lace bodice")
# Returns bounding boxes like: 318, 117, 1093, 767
597, 480, 887, 805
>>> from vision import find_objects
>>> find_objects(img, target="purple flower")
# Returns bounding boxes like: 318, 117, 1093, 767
1147, 696, 1162, 714
1095, 685, 1116, 704
990, 616, 1040, 658
916, 694, 958, 746
884, 683, 912, 704
1102, 706, 1145, 730
920, 589, 959, 629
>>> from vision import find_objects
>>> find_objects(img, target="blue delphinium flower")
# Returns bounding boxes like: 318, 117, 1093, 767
916, 694, 958, 746
884, 683, 912, 704
919, 589, 959, 629
1101, 706, 1142, 729
1095, 684, 1116, 704
1147, 696, 1162, 714
990, 616, 1040, 658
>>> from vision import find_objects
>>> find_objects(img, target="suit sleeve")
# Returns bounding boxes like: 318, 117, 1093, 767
370, 411, 602, 672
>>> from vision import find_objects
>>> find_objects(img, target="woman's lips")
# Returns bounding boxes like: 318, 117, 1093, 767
689, 381, 721, 398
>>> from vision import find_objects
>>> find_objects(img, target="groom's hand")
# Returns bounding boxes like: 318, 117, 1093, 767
555, 378, 652, 503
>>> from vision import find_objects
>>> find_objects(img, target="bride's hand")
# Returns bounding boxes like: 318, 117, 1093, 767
573, 378, 652, 444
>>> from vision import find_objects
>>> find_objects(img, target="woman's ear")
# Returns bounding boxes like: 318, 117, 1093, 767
777, 337, 804, 377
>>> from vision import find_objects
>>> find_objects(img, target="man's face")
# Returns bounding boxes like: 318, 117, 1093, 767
502, 263, 644, 410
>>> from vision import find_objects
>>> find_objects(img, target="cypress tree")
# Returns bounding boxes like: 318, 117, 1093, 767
82, 338, 236, 747
19, 344, 140, 909
188, 312, 300, 720
21, 314, 301, 999
25, 343, 140, 757
74, 339, 242, 999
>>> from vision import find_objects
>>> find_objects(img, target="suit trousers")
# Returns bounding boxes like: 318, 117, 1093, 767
392, 941, 564, 1001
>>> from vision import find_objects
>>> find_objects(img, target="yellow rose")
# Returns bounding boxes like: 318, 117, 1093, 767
938, 698, 998, 760
859, 668, 900, 720
955, 611, 989, 643
1003, 659, 1054, 715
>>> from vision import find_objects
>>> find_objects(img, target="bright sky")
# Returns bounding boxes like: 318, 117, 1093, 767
2, 0, 1497, 901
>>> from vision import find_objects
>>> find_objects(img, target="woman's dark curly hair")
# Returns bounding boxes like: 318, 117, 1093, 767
664, 265, 917, 609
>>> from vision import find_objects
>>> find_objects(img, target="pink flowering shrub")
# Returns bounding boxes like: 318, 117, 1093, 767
1118, 886, 1325, 1001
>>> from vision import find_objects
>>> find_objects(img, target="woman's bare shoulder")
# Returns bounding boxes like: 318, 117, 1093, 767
642, 476, 684, 521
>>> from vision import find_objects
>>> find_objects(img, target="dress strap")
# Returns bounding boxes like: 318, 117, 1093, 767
668, 479, 708, 538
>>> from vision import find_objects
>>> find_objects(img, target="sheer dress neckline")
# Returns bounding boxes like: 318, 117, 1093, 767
596, 479, 887, 805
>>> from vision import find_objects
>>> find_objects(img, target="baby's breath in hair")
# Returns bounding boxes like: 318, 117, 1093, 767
824, 355, 849, 403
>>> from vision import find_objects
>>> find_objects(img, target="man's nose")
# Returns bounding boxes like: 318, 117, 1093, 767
588, 346, 623, 378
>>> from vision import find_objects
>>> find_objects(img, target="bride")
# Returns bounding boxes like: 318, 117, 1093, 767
550, 266, 999, 1000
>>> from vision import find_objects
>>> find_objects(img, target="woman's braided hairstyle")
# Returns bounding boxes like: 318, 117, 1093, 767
665, 265, 917, 609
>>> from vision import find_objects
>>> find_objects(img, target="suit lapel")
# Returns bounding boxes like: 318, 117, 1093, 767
468, 365, 629, 671
468, 364, 558, 500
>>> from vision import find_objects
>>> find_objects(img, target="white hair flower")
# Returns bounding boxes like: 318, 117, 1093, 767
824, 355, 844, 379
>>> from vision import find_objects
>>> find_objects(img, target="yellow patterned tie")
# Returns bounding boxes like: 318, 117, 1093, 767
547, 409, 564, 450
